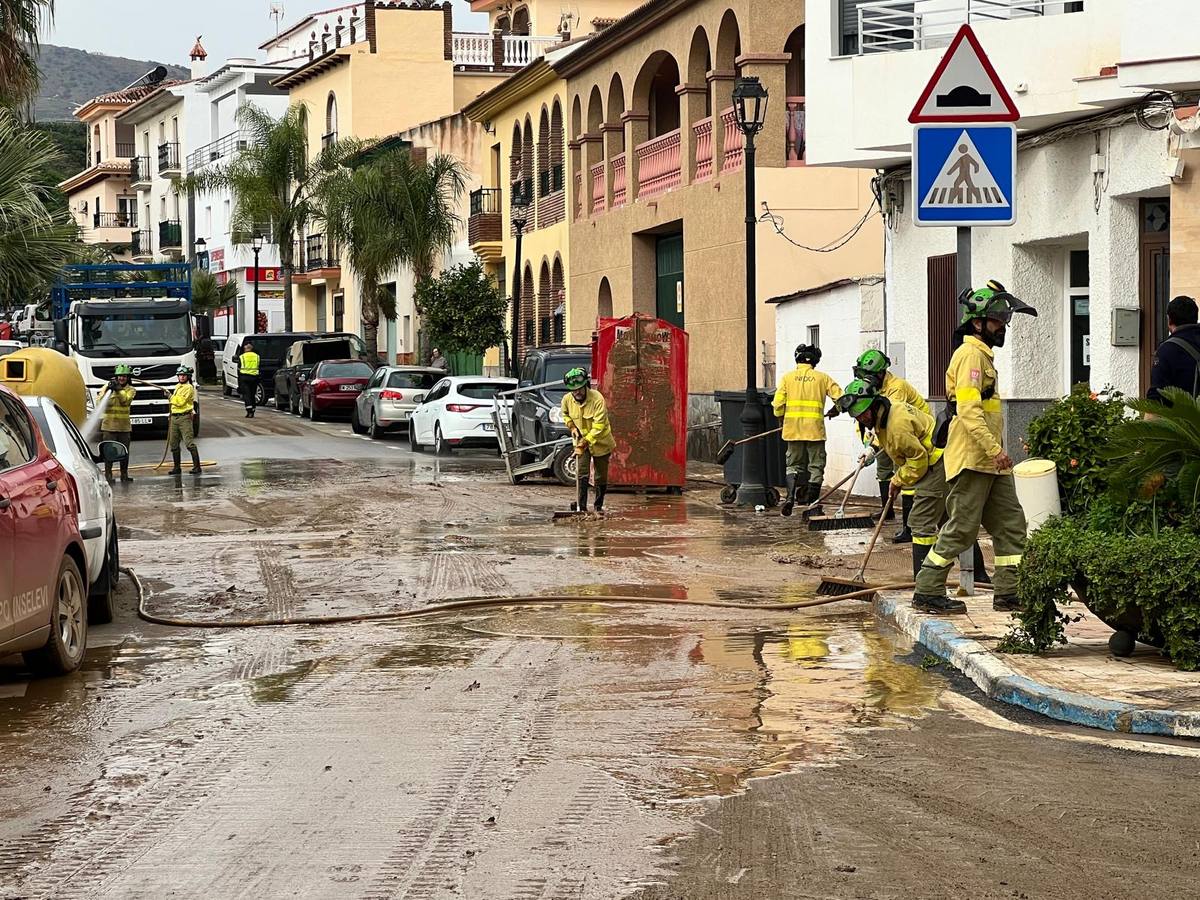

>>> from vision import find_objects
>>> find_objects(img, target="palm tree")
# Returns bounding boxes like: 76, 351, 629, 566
0, 0, 53, 109
191, 269, 239, 315
317, 149, 465, 358
0, 107, 79, 300
184, 103, 361, 331
1106, 388, 1200, 516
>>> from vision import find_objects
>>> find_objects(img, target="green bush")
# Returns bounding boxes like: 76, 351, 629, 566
1024, 385, 1128, 515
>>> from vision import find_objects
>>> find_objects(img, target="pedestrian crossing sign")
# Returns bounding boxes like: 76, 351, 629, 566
913, 123, 1016, 227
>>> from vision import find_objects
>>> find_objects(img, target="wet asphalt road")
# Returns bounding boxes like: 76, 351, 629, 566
3, 389, 1200, 899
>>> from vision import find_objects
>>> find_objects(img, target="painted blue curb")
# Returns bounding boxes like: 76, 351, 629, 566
873, 593, 1200, 738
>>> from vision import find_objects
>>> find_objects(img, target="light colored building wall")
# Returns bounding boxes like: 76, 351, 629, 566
1171, 148, 1200, 304
477, 0, 637, 35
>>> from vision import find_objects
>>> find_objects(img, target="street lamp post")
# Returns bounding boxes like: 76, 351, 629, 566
251, 235, 264, 334
509, 188, 531, 379
732, 75, 770, 507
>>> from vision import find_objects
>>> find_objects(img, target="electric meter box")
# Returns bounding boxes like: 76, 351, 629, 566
1111, 307, 1140, 347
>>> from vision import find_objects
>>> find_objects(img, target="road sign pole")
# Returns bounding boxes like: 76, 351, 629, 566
955, 225, 976, 596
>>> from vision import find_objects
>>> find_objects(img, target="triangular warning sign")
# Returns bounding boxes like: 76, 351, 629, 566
909, 25, 1020, 123
921, 131, 1010, 208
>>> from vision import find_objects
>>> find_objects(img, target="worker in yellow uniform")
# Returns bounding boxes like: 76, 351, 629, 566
561, 367, 616, 513
913, 281, 1037, 614
98, 363, 137, 483
838, 379, 990, 587
852, 349, 929, 542
237, 339, 261, 418
165, 365, 202, 476
773, 344, 842, 517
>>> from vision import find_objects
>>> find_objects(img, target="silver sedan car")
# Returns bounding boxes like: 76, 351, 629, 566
351, 366, 443, 439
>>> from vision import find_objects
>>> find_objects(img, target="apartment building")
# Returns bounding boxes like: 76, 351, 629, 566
808, 0, 1200, 403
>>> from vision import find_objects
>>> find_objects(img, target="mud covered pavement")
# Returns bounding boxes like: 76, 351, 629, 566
3, 393, 1200, 899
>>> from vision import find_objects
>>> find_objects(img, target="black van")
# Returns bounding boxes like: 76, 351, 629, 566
512, 345, 592, 458
221, 331, 315, 404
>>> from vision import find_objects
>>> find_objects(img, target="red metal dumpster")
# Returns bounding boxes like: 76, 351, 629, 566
592, 314, 689, 490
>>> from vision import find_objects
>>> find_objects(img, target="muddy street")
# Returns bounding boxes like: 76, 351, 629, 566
2, 391, 1198, 899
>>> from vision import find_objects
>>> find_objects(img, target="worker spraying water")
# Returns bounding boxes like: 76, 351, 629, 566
95, 364, 136, 482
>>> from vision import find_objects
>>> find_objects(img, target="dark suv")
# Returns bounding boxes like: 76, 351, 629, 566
512, 345, 592, 459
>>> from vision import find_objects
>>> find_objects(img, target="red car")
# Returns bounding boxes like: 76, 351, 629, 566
0, 384, 90, 675
299, 358, 375, 421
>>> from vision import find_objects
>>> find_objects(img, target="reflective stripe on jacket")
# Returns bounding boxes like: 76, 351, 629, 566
772, 364, 841, 442
239, 351, 260, 376
170, 382, 197, 416
945, 335, 1004, 480
100, 385, 137, 432
561, 389, 616, 457
874, 400, 943, 489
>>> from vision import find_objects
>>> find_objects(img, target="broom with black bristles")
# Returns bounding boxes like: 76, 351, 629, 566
715, 426, 782, 465
806, 453, 880, 531
816, 490, 897, 597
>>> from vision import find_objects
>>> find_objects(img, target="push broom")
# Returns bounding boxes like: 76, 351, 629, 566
816, 490, 897, 597
806, 452, 880, 531
715, 427, 782, 465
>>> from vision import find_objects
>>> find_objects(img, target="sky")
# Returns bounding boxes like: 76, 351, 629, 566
48, 0, 487, 66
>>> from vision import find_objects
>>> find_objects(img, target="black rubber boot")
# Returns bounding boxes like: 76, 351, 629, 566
189, 447, 203, 474
120, 459, 132, 483
168, 450, 182, 475
911, 542, 932, 580
973, 542, 992, 585
806, 482, 825, 518
993, 595, 1020, 612
780, 474, 798, 517
576, 477, 590, 513
104, 463, 114, 484
912, 593, 968, 615
892, 494, 914, 544
594, 484, 607, 513
880, 481, 895, 521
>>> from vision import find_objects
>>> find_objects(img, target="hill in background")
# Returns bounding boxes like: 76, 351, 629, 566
34, 44, 189, 121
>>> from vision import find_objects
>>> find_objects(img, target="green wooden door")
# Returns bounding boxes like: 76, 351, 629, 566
655, 233, 684, 329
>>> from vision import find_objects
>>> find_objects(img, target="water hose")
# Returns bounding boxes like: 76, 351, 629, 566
122, 567, 916, 630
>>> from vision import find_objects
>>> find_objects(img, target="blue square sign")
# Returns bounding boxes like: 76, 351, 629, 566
913, 124, 1016, 227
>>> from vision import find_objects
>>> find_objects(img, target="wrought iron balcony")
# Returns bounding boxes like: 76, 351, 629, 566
93, 211, 137, 229
468, 187, 502, 247
158, 142, 181, 174
186, 132, 250, 170
132, 230, 153, 258
115, 142, 136, 159
158, 220, 183, 250
130, 156, 152, 186
855, 0, 1084, 55
303, 233, 339, 271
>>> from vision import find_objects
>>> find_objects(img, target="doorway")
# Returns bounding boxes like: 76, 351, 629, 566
1068, 249, 1090, 388
655, 233, 684, 328
1139, 198, 1171, 393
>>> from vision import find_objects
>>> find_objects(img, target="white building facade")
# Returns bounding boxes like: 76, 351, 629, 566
806, 0, 1200, 405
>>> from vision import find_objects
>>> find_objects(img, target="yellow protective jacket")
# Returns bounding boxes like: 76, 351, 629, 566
238, 351, 260, 376
562, 389, 616, 457
773, 364, 841, 442
99, 385, 137, 433
945, 335, 1005, 480
170, 382, 197, 416
874, 400, 943, 489
880, 371, 929, 416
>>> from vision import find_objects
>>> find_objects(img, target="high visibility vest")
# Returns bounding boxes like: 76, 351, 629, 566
772, 364, 841, 442
944, 336, 1005, 480
239, 351, 260, 377
100, 386, 137, 433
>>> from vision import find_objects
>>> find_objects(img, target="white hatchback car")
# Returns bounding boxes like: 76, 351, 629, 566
23, 396, 127, 624
409, 376, 516, 455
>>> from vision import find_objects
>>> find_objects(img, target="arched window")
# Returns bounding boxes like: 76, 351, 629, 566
784, 26, 806, 97
510, 121, 525, 207
537, 105, 551, 198
635, 51, 681, 139
687, 27, 712, 117
512, 6, 530, 36
551, 256, 565, 343
495, 14, 510, 34
325, 93, 338, 147
549, 99, 564, 193
597, 277, 613, 321
522, 117, 535, 206
538, 259, 552, 344
522, 262, 536, 351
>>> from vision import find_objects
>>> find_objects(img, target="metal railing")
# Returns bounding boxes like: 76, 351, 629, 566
158, 142, 181, 173
303, 233, 339, 271
470, 187, 502, 216
858, 0, 1084, 54
132, 230, 153, 258
93, 211, 137, 229
130, 156, 152, 184
186, 131, 250, 170
158, 220, 182, 249
115, 142, 136, 159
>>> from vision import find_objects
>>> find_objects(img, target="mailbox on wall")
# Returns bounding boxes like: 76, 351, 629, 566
592, 314, 689, 491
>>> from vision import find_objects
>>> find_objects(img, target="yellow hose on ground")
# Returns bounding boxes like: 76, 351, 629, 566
122, 568, 915, 630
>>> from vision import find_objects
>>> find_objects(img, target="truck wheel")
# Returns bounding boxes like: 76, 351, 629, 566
88, 521, 118, 625
25, 555, 88, 675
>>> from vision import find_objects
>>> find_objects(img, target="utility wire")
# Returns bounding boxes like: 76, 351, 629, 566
759, 200, 881, 253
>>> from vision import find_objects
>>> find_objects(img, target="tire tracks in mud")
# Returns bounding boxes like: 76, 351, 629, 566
422, 550, 510, 602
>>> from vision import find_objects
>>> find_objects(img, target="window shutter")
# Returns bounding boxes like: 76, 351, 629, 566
926, 253, 958, 398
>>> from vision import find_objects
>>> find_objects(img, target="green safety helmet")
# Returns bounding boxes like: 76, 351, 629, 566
853, 349, 891, 380
794, 344, 822, 365
563, 367, 589, 390
958, 279, 1038, 326
836, 378, 880, 418
114, 364, 132, 376
176, 365, 193, 377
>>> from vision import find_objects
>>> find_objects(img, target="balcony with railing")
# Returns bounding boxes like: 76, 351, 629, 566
131, 230, 153, 260
856, 0, 1084, 54
130, 156, 152, 187
450, 33, 560, 70
302, 233, 339, 272
94, 211, 137, 230
693, 117, 714, 182
634, 130, 683, 201
158, 220, 183, 251
590, 162, 606, 215
785, 97, 806, 165
610, 154, 627, 208
115, 142, 136, 159
468, 187, 502, 258
719, 108, 743, 175
186, 132, 250, 171
158, 142, 181, 175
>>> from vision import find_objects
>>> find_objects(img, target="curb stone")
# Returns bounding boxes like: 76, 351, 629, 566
873, 593, 1200, 738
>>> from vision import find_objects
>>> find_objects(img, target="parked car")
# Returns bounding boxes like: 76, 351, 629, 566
512, 345, 591, 460
274, 333, 372, 414
300, 358, 375, 420
23, 396, 126, 624
0, 384, 92, 675
409, 376, 517, 455
221, 331, 315, 405
0, 340, 23, 359
352, 366, 442, 439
